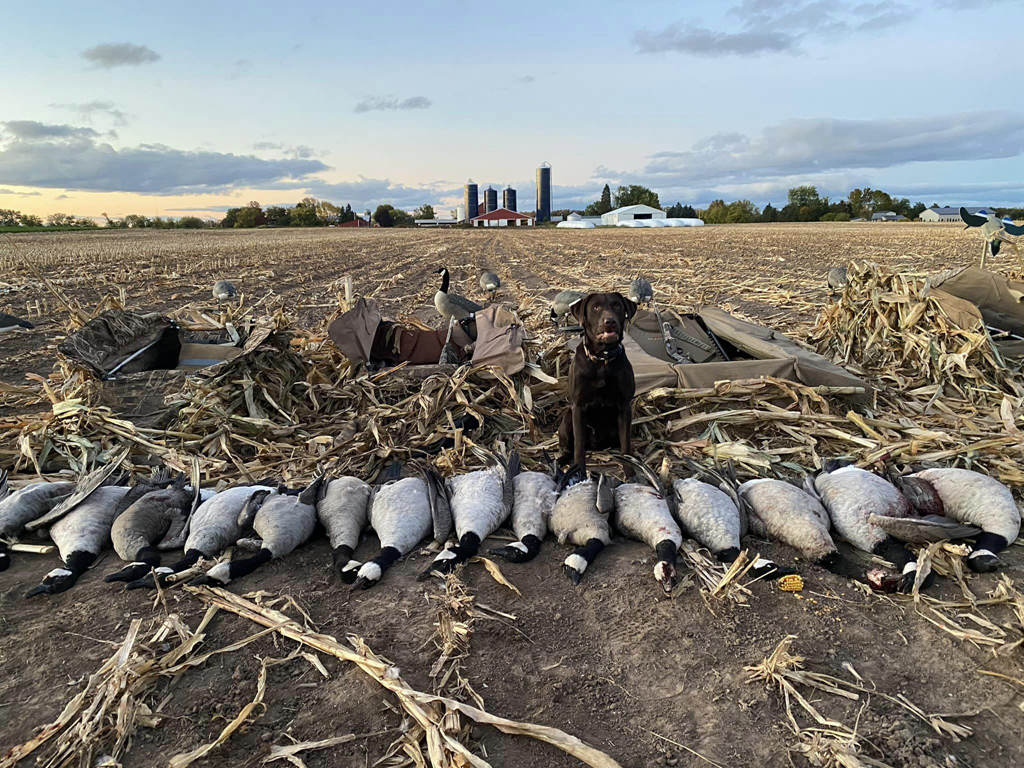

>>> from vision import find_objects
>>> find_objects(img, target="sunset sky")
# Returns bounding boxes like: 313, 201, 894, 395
2, 0, 1023, 220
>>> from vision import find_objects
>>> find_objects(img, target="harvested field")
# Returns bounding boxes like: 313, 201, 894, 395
1, 224, 1023, 768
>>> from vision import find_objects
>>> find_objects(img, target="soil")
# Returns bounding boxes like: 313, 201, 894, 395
1, 225, 1022, 768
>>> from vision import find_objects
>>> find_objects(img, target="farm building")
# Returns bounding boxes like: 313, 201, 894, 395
871, 211, 907, 222
414, 218, 458, 228
339, 217, 370, 228
470, 208, 534, 227
919, 206, 997, 222
601, 204, 666, 225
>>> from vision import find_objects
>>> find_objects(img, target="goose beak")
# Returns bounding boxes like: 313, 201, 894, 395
25, 583, 53, 599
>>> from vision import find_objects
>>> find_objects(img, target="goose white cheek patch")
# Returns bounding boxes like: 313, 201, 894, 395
969, 549, 995, 560
341, 560, 361, 573
509, 541, 528, 553
564, 554, 588, 574
653, 561, 673, 582
434, 548, 458, 562
47, 568, 73, 579
753, 558, 774, 569
357, 561, 383, 582
155, 567, 174, 575
205, 563, 231, 583
902, 562, 918, 575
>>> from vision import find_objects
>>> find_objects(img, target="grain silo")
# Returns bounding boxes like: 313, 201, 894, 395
484, 186, 498, 214
503, 186, 517, 212
464, 180, 479, 221
535, 162, 551, 222
456, 203, 466, 222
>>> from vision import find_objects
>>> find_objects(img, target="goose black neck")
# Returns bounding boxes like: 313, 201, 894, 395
439, 269, 450, 293
167, 549, 203, 573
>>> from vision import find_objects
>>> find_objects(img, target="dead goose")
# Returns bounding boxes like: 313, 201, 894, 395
613, 458, 682, 593
351, 463, 445, 590
479, 269, 500, 297
671, 476, 791, 581
826, 267, 848, 293
421, 451, 515, 579
212, 280, 237, 301
627, 276, 653, 306
434, 267, 482, 320
895, 468, 1021, 572
317, 475, 372, 582
194, 477, 324, 586
0, 313, 34, 332
26, 485, 131, 598
549, 290, 586, 324
104, 474, 199, 583
549, 472, 615, 584
489, 461, 558, 563
737, 478, 859, 578
0, 476, 76, 571
126, 484, 274, 589
807, 462, 928, 592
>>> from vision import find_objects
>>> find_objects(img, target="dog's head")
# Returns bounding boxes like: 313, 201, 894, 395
571, 292, 637, 349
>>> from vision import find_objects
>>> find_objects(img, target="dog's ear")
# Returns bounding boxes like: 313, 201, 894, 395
570, 294, 590, 323
617, 293, 638, 321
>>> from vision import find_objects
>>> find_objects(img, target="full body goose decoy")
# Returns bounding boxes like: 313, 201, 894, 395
612, 458, 682, 593
0, 313, 34, 332
317, 475, 372, 581
422, 451, 516, 579
806, 462, 929, 592
105, 474, 201, 583
212, 280, 237, 301
549, 472, 615, 584
960, 207, 1024, 269
737, 478, 859, 579
0, 476, 75, 571
549, 290, 586, 325
351, 463, 448, 589
479, 269, 500, 298
672, 476, 791, 581
627, 277, 653, 306
434, 267, 482, 321
895, 467, 1021, 573
126, 484, 273, 589
26, 485, 131, 597
489, 461, 558, 563
195, 477, 324, 586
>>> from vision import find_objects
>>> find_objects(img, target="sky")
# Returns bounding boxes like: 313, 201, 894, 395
2, 0, 1024, 220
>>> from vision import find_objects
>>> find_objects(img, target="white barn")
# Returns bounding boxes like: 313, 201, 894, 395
919, 206, 996, 222
601, 204, 666, 226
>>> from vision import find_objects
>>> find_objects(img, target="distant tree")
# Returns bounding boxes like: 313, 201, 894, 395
391, 208, 415, 227
700, 200, 728, 224
317, 200, 343, 224
264, 206, 290, 226
834, 212, 851, 222
234, 203, 266, 228
46, 213, 76, 227
221, 208, 241, 227
373, 204, 395, 228
726, 200, 760, 223
124, 214, 150, 228
289, 203, 319, 227
666, 202, 683, 218
599, 183, 612, 213
0, 209, 19, 226
820, 212, 836, 222
909, 202, 926, 219
788, 186, 822, 209
178, 216, 203, 229
75, 217, 98, 228
760, 203, 778, 222
17, 213, 42, 227
415, 204, 435, 220
613, 185, 660, 209
341, 204, 355, 223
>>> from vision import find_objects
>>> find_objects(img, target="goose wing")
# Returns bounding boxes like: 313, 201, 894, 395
449, 293, 483, 313
960, 207, 987, 227
1004, 220, 1024, 237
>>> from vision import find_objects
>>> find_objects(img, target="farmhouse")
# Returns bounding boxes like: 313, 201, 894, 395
919, 206, 997, 222
871, 211, 907, 222
601, 204, 666, 226
471, 208, 534, 227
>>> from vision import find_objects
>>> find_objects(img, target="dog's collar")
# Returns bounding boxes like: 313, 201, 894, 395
582, 340, 624, 364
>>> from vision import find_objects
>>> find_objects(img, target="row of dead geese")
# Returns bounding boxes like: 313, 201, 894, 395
1, 452, 1019, 598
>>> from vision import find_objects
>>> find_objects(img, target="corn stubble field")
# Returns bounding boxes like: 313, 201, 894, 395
1, 223, 1023, 768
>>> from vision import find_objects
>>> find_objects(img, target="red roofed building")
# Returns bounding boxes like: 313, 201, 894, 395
470, 207, 534, 227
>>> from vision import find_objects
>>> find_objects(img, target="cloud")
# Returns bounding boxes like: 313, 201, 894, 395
518, 75, 535, 83
305, 177, 458, 210
253, 142, 319, 159
0, 188, 41, 196
81, 42, 161, 68
0, 120, 328, 194
353, 95, 432, 113
50, 100, 130, 127
635, 0, 912, 57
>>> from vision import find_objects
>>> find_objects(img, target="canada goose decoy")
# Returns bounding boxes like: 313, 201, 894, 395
194, 476, 325, 586
26, 485, 131, 598
479, 269, 501, 298
212, 280, 237, 301
627, 277, 653, 306
434, 267, 482, 320
421, 450, 516, 579
895, 467, 1021, 573
961, 207, 1024, 269
126, 484, 274, 589
0, 476, 76, 571
549, 290, 586, 325
0, 313, 34, 332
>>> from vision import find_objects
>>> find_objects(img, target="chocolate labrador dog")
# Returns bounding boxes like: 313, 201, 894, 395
558, 292, 637, 473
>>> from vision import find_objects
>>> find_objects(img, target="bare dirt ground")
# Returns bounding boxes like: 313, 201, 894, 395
1, 224, 1022, 768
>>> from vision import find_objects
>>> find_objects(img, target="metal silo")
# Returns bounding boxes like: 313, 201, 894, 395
456, 204, 466, 222
484, 186, 498, 214
503, 186, 517, 212
464, 180, 479, 221
536, 162, 551, 222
